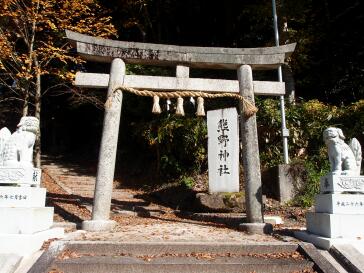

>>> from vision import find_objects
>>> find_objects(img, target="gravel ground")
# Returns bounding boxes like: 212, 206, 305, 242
72, 219, 280, 243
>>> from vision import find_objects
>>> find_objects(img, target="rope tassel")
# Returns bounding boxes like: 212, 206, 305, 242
113, 86, 258, 118
152, 95, 162, 114
196, 97, 205, 116
241, 99, 258, 118
175, 97, 185, 116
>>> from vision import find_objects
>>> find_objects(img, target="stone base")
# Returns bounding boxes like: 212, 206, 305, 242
262, 164, 302, 203
0, 228, 64, 255
0, 207, 54, 234
264, 215, 283, 225
315, 193, 364, 214
320, 174, 364, 193
239, 222, 273, 235
0, 254, 21, 273
0, 187, 46, 207
0, 167, 41, 186
307, 212, 364, 238
195, 192, 245, 212
82, 219, 116, 231
294, 230, 364, 250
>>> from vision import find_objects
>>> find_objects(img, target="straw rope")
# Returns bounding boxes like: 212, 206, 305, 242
110, 85, 258, 117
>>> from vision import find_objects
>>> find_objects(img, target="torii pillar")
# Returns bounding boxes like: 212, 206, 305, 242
238, 65, 272, 234
82, 58, 125, 231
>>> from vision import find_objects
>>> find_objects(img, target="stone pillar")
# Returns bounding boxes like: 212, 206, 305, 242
82, 58, 125, 231
237, 65, 272, 234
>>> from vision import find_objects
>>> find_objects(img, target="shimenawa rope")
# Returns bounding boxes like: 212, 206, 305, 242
106, 85, 258, 117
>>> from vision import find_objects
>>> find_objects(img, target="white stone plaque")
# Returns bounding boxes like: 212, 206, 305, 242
315, 193, 364, 214
320, 174, 364, 193
207, 108, 239, 193
307, 212, 364, 238
0, 187, 46, 207
0, 167, 41, 186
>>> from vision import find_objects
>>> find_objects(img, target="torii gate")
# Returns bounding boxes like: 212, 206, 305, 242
66, 30, 295, 234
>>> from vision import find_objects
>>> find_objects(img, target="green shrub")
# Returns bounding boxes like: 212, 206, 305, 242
179, 175, 195, 189
139, 114, 207, 179
258, 98, 364, 207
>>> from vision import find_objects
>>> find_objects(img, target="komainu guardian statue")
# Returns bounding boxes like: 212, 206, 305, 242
323, 127, 362, 176
0, 117, 39, 168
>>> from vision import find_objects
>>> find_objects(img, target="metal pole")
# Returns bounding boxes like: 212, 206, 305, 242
272, 0, 289, 164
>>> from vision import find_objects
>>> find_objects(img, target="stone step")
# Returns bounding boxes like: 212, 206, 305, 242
112, 192, 135, 199
57, 178, 95, 184
67, 185, 95, 191
61, 180, 96, 185
330, 244, 364, 273
54, 257, 313, 273
72, 191, 136, 200
112, 206, 166, 217
36, 242, 315, 273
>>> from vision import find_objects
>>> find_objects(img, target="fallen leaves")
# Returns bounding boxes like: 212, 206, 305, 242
41, 238, 58, 250
55, 249, 305, 262
47, 269, 64, 273
42, 169, 92, 222
57, 249, 82, 260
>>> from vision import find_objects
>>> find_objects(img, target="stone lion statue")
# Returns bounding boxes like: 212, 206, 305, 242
0, 117, 39, 168
323, 127, 362, 176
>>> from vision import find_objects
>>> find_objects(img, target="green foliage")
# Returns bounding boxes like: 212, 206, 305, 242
138, 114, 207, 179
287, 158, 330, 208
257, 99, 346, 169
125, 95, 364, 208
179, 175, 195, 189
258, 98, 364, 207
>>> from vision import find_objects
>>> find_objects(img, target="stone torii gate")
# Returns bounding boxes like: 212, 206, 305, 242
66, 30, 295, 233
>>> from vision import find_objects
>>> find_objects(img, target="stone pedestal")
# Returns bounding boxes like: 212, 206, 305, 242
0, 228, 64, 256
0, 186, 46, 207
295, 174, 364, 249
262, 164, 301, 203
0, 171, 64, 255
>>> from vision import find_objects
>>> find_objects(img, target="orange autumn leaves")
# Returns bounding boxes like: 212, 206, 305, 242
0, 0, 117, 87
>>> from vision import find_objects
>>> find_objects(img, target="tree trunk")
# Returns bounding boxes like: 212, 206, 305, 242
34, 57, 41, 168
22, 91, 29, 116
23, 0, 39, 118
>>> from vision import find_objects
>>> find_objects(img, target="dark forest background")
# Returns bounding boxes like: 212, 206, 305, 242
0, 0, 363, 201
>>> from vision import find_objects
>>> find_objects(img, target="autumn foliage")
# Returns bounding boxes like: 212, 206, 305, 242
0, 0, 117, 114
0, 0, 117, 166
